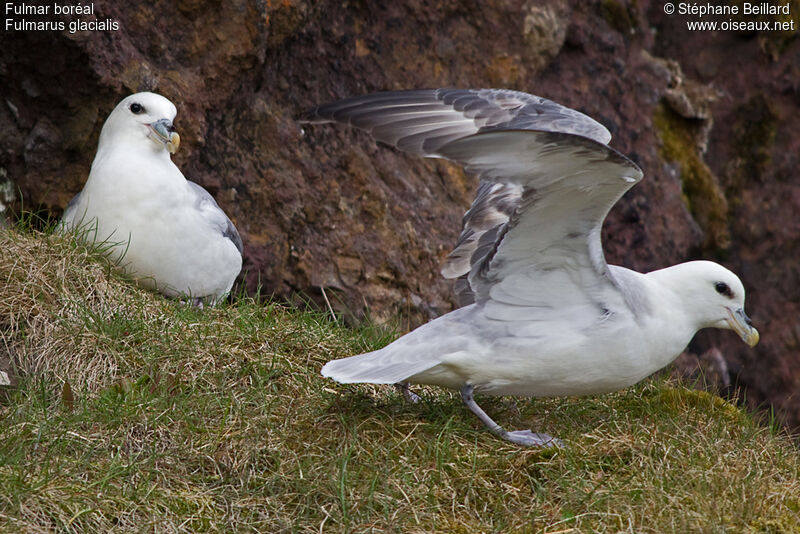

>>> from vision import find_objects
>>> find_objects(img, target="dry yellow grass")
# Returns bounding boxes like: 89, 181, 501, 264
1, 225, 799, 533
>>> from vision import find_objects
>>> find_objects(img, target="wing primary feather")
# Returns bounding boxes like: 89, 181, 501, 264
299, 88, 612, 146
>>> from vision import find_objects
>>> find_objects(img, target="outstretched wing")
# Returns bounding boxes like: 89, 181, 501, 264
301, 89, 638, 321
300, 88, 614, 298
299, 88, 611, 155
436, 130, 642, 325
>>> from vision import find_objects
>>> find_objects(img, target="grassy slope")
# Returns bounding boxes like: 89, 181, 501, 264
1, 227, 799, 533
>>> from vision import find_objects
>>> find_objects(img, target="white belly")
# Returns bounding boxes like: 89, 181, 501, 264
64, 167, 241, 301
407, 307, 690, 398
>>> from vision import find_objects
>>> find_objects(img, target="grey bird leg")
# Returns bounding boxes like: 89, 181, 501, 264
395, 382, 421, 403
459, 384, 563, 448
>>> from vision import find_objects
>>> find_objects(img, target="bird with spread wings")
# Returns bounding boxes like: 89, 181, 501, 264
300, 89, 758, 447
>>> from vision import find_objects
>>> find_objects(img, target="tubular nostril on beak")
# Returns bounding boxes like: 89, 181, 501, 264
149, 119, 180, 154
151, 119, 171, 138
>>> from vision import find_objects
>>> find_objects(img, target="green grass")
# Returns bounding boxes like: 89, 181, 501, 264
1, 225, 799, 533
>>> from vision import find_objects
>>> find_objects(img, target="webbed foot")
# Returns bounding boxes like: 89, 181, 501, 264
501, 430, 563, 448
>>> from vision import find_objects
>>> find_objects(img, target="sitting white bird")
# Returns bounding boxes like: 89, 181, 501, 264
300, 88, 760, 447
61, 92, 243, 305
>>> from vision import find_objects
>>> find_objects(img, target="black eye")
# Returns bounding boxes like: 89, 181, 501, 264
130, 103, 144, 114
715, 282, 734, 298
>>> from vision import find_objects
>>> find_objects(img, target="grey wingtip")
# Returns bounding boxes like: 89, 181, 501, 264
296, 109, 332, 124
224, 222, 244, 255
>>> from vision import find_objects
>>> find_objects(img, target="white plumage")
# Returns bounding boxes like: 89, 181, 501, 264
302, 89, 760, 447
62, 92, 242, 304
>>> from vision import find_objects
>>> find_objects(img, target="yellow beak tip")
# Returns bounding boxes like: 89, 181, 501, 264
746, 330, 760, 347
167, 132, 180, 154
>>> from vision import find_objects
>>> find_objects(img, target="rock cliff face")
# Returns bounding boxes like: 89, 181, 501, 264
1, 0, 798, 427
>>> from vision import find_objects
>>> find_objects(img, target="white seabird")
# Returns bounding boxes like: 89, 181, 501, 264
301, 89, 760, 447
61, 92, 243, 305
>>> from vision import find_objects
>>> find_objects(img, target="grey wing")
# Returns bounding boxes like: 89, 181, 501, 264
187, 181, 243, 254
444, 181, 522, 306
436, 130, 643, 326
301, 89, 614, 304
299, 88, 612, 156
440, 180, 522, 279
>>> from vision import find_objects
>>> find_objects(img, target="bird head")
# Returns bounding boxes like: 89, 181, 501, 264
665, 261, 759, 347
97, 92, 180, 155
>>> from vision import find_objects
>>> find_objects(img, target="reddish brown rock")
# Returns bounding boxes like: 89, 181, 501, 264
1, 0, 798, 428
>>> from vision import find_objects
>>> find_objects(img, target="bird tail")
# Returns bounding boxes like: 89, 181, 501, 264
321, 347, 438, 385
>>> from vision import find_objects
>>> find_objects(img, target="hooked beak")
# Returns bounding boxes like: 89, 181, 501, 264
148, 118, 181, 154
726, 307, 759, 347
